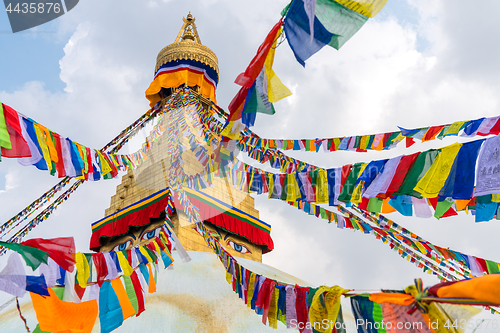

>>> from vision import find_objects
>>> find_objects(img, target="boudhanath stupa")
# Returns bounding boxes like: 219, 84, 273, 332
0, 13, 356, 333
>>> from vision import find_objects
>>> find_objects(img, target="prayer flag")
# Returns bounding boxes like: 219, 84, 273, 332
0, 241, 48, 270
0, 103, 11, 149
0, 103, 30, 158
21, 237, 75, 272
31, 287, 98, 333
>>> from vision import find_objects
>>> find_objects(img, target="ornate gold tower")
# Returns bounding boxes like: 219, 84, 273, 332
145, 13, 219, 108
105, 14, 270, 262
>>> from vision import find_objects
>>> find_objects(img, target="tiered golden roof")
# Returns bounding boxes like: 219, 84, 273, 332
155, 13, 219, 76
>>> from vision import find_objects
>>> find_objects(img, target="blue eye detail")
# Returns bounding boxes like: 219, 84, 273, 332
227, 240, 250, 254
142, 228, 160, 241
233, 243, 242, 252
113, 240, 132, 252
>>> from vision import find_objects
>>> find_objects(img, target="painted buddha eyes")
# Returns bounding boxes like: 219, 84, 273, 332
142, 228, 160, 241
227, 240, 251, 254
113, 240, 132, 252
111, 227, 161, 252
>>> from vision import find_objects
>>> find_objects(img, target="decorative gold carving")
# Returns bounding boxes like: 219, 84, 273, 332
155, 42, 219, 75
155, 13, 219, 76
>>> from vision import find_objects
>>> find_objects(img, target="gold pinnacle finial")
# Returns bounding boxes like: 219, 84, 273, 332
182, 26, 195, 42
155, 14, 219, 75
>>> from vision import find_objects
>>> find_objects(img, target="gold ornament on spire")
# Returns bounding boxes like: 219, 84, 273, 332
155, 13, 219, 76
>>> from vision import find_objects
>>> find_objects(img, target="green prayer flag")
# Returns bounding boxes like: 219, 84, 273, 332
52, 286, 65, 300
366, 135, 375, 150
372, 301, 387, 333
0, 103, 11, 149
353, 136, 361, 149
327, 138, 333, 150
386, 131, 401, 146
123, 276, 139, 315
310, 169, 318, 187
395, 150, 438, 197
338, 162, 363, 202
0, 241, 48, 270
485, 260, 500, 274
315, 0, 369, 50
305, 140, 311, 151
434, 198, 454, 219
85, 253, 93, 283
143, 246, 157, 262
320, 208, 327, 220
438, 125, 450, 140
243, 82, 276, 115
367, 197, 383, 213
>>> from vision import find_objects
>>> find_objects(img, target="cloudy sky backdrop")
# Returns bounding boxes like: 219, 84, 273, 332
1, 0, 500, 306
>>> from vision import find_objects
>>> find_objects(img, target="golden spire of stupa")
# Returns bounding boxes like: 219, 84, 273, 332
155, 13, 218, 75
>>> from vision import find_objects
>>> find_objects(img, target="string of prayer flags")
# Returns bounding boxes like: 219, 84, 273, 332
237, 112, 500, 155
283, 0, 386, 66
225, 20, 291, 131
0, 177, 71, 238
350, 279, 487, 333
355, 207, 500, 277
1, 229, 176, 332
234, 133, 500, 222
286, 200, 459, 280
191, 197, 498, 332
0, 180, 84, 251
0, 100, 181, 180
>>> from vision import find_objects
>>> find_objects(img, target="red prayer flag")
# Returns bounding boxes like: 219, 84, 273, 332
130, 271, 145, 316
0, 103, 30, 158
440, 207, 458, 218
488, 117, 500, 136
295, 286, 309, 333
52, 133, 67, 178
21, 237, 76, 272
234, 20, 283, 88
227, 85, 249, 121
422, 125, 445, 142
93, 252, 108, 287
382, 152, 419, 198
406, 136, 415, 148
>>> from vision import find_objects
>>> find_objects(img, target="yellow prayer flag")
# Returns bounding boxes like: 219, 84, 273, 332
414, 143, 462, 198
309, 286, 349, 333
37, 124, 59, 163
265, 27, 292, 103
247, 273, 256, 308
268, 287, 280, 329
75, 252, 90, 289
117, 251, 133, 276
444, 120, 467, 136
97, 150, 112, 175
316, 169, 329, 204
286, 173, 301, 201
33, 123, 54, 174
335, 0, 388, 18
